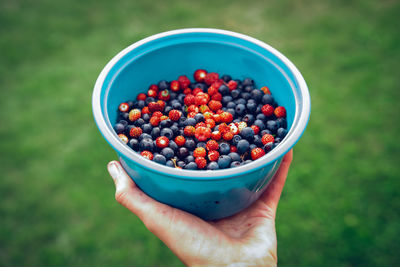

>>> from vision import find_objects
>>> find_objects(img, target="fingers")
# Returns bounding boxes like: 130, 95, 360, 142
260, 149, 293, 213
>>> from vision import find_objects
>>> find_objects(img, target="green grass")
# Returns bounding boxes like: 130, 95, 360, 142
1, 0, 399, 266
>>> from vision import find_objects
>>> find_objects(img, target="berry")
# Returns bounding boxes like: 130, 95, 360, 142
128, 138, 139, 150
251, 147, 265, 160
194, 69, 207, 82
211, 130, 221, 140
274, 106, 286, 118
128, 109, 141, 121
118, 134, 129, 144
169, 110, 182, 121
147, 89, 158, 98
154, 154, 167, 165
237, 139, 250, 154
204, 72, 219, 85
156, 136, 170, 148
206, 140, 219, 151
184, 162, 198, 170
129, 127, 142, 138
177, 147, 189, 159
251, 125, 260, 135
184, 138, 196, 150
230, 161, 241, 168
208, 150, 220, 161
193, 147, 206, 158
160, 128, 174, 139
232, 134, 242, 146
207, 161, 219, 170
140, 138, 154, 152
205, 118, 216, 129
211, 92, 222, 101
219, 85, 230, 96
251, 89, 263, 103
218, 155, 232, 169
114, 123, 125, 134
266, 120, 278, 132
240, 127, 255, 141
228, 152, 241, 162
119, 103, 130, 112
149, 116, 160, 126
195, 157, 207, 169
170, 80, 180, 92
142, 106, 150, 114
195, 126, 211, 142
261, 86, 271, 94
178, 75, 191, 89
175, 135, 186, 147
277, 128, 287, 138
262, 104, 274, 116
141, 151, 154, 160
219, 142, 230, 155
223, 131, 234, 141
184, 126, 195, 136
220, 112, 233, 123
208, 100, 222, 112
161, 147, 175, 160
227, 80, 237, 90
194, 113, 205, 123
137, 93, 147, 101
158, 89, 170, 101
261, 134, 275, 145
263, 142, 274, 152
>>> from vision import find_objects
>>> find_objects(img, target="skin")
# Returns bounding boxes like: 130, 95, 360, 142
107, 149, 293, 267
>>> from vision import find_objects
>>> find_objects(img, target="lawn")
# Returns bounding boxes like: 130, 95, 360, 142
1, 0, 399, 266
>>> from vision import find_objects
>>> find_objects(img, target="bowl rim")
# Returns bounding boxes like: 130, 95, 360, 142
92, 28, 310, 180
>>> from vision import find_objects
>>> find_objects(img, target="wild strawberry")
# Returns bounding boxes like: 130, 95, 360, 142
199, 105, 211, 113
128, 109, 141, 121
137, 93, 146, 101
229, 123, 239, 135
218, 123, 229, 134
195, 126, 211, 141
208, 150, 220, 161
211, 92, 222, 101
237, 121, 247, 132
213, 114, 222, 123
211, 131, 221, 140
174, 136, 186, 147
141, 151, 154, 160
261, 86, 271, 95
207, 85, 218, 96
230, 145, 237, 152
220, 112, 233, 123
170, 80, 180, 92
203, 112, 214, 120
262, 104, 274, 116
150, 116, 160, 126
192, 87, 203, 96
147, 89, 158, 98
183, 88, 192, 95
187, 105, 199, 113
206, 140, 219, 151
119, 102, 130, 112
227, 80, 237, 91
274, 106, 286, 118
195, 94, 208, 105
158, 89, 170, 101
205, 118, 215, 129
196, 122, 206, 128
148, 102, 161, 112
149, 84, 159, 92
152, 111, 163, 118
251, 147, 265, 160
188, 112, 197, 118
251, 125, 260, 135
118, 133, 129, 144
195, 157, 207, 169
141, 106, 150, 114
157, 100, 165, 110
184, 94, 195, 106
169, 110, 182, 121
193, 147, 206, 158
194, 69, 207, 82
261, 134, 275, 145
223, 131, 234, 141
156, 136, 169, 148
204, 72, 219, 85
129, 127, 142, 138
178, 75, 191, 89
160, 115, 169, 121
208, 100, 222, 112
184, 126, 195, 136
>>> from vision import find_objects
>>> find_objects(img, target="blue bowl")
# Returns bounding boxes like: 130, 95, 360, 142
92, 28, 310, 220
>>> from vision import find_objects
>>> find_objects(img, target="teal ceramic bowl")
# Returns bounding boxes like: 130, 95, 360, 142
92, 28, 310, 220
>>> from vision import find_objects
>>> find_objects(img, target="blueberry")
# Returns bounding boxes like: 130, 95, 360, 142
140, 138, 154, 152
251, 89, 263, 103
256, 113, 266, 121
235, 98, 246, 105
276, 118, 287, 128
177, 161, 186, 168
118, 112, 129, 121
169, 92, 178, 101
194, 113, 205, 123
261, 129, 271, 136
219, 142, 230, 155
172, 101, 182, 110
158, 80, 169, 90
243, 114, 255, 125
230, 161, 241, 168
232, 135, 242, 146
222, 95, 233, 105
134, 118, 145, 127
178, 117, 186, 127
177, 147, 189, 159
235, 104, 246, 116
237, 139, 250, 154
256, 105, 262, 114
185, 155, 195, 164
145, 97, 155, 105
170, 125, 180, 136
137, 100, 145, 109
160, 119, 172, 128
139, 133, 152, 141
197, 142, 206, 149
262, 94, 274, 105
263, 142, 274, 152
127, 100, 135, 108
266, 120, 278, 132
207, 162, 219, 170
244, 85, 254, 93
246, 101, 257, 113
185, 118, 196, 127
128, 138, 139, 150
184, 162, 198, 170
253, 119, 265, 131
241, 92, 251, 100
240, 127, 255, 141
195, 83, 207, 90
164, 106, 173, 114
227, 108, 236, 117
166, 160, 174, 167
250, 144, 257, 151
218, 155, 232, 169
253, 135, 263, 147
160, 128, 174, 139
189, 83, 197, 89
178, 93, 186, 103
277, 128, 287, 138
142, 113, 150, 122
119, 120, 128, 127
228, 152, 241, 162
231, 90, 240, 99
169, 140, 179, 152
141, 123, 152, 133
219, 84, 230, 95
161, 147, 174, 159
114, 123, 125, 133
221, 74, 232, 82
154, 154, 167, 165
151, 127, 160, 139
242, 78, 254, 86
226, 101, 236, 109
185, 138, 196, 150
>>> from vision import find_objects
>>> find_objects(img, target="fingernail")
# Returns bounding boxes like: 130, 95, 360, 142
108, 161, 120, 179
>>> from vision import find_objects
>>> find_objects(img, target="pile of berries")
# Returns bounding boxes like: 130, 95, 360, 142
114, 69, 288, 170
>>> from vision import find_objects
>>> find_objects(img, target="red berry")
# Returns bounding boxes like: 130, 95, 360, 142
229, 123, 239, 135
204, 72, 219, 85
218, 123, 229, 134
227, 80, 237, 91
169, 110, 182, 121
211, 131, 221, 140
195, 157, 207, 169
156, 136, 169, 148
142, 106, 150, 114
207, 85, 218, 96
149, 84, 159, 92
118, 102, 130, 112
183, 88, 192, 95
194, 147, 206, 158
223, 131, 234, 141
158, 89, 170, 101
237, 121, 247, 132
192, 87, 203, 96
170, 80, 180, 92
196, 122, 206, 128
205, 118, 216, 129
174, 136, 186, 147
274, 106, 286, 118
178, 75, 191, 89
148, 102, 161, 112
206, 140, 219, 151
213, 114, 222, 123
187, 111, 197, 118
184, 94, 195, 106
128, 109, 141, 121
208, 150, 220, 161
137, 93, 146, 101
194, 69, 207, 82
147, 89, 158, 98
129, 127, 142, 138
195, 126, 212, 142
152, 111, 163, 118
150, 116, 160, 126
262, 104, 274, 116
251, 125, 260, 135
195, 94, 208, 105
251, 148, 265, 160
261, 86, 271, 95
157, 100, 166, 110
203, 112, 214, 120
230, 145, 237, 152
141, 151, 154, 160
187, 105, 199, 113
211, 92, 222, 101
160, 115, 169, 121
220, 112, 233, 123
261, 134, 275, 145
118, 134, 129, 144
208, 100, 222, 112
199, 105, 211, 113
184, 126, 195, 137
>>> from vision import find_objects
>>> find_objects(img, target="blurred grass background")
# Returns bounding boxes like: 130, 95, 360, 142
1, 0, 399, 266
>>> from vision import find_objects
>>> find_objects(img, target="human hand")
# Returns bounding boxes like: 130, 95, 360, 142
107, 150, 293, 267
